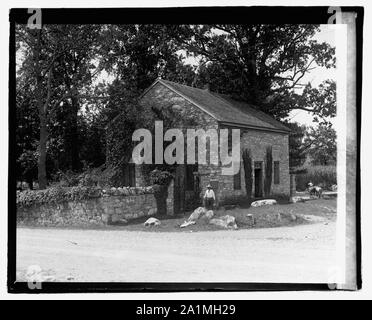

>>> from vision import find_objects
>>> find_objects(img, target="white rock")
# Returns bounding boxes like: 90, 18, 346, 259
144, 217, 161, 227
180, 220, 196, 228
188, 207, 206, 221
204, 210, 214, 219
251, 199, 277, 207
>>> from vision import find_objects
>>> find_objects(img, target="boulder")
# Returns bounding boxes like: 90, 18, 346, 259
144, 217, 161, 227
209, 215, 238, 230
251, 199, 277, 207
204, 210, 214, 220
180, 220, 196, 228
188, 207, 206, 222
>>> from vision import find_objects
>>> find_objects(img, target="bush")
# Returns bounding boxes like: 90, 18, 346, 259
295, 165, 337, 191
149, 169, 173, 186
149, 170, 173, 215
242, 149, 253, 200
17, 185, 102, 208
52, 166, 124, 188
264, 146, 273, 196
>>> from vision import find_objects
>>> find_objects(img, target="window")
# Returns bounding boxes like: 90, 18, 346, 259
233, 163, 241, 190
274, 161, 280, 184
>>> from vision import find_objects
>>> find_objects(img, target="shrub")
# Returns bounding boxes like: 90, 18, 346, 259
52, 166, 125, 188
242, 149, 253, 200
17, 185, 102, 208
150, 170, 173, 215
295, 165, 337, 191
149, 169, 173, 186
264, 146, 273, 196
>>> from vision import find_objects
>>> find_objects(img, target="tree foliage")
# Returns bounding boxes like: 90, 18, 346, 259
15, 24, 336, 189
304, 124, 337, 165
167, 24, 335, 119
286, 122, 308, 168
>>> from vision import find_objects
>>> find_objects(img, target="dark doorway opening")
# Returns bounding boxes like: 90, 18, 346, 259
254, 162, 263, 198
174, 165, 185, 215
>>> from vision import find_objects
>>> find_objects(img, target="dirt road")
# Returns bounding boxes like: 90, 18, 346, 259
16, 222, 337, 283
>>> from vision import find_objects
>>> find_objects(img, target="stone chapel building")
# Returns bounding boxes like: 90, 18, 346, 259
133, 78, 291, 214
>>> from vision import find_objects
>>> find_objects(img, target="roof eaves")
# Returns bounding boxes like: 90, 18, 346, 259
215, 93, 290, 133
219, 121, 291, 134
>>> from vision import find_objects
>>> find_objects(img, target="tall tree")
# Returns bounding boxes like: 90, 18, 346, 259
286, 122, 308, 168
16, 78, 39, 188
168, 25, 335, 120
16, 25, 102, 188
304, 124, 337, 165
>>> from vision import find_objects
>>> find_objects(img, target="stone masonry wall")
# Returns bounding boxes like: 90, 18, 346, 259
198, 128, 290, 204
17, 184, 174, 227
239, 129, 290, 197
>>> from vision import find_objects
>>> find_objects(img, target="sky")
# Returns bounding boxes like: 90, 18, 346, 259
286, 25, 336, 126
180, 24, 337, 127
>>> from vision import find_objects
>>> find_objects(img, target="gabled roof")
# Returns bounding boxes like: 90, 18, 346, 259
141, 79, 291, 134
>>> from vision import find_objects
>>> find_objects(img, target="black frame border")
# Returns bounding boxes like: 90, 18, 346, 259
8, 6, 363, 294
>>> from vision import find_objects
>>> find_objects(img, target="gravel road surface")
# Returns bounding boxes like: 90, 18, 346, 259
16, 221, 337, 283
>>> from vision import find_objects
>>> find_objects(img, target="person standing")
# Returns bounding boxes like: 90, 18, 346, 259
204, 184, 215, 210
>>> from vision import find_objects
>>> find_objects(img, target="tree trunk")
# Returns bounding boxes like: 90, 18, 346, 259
69, 96, 80, 171
35, 29, 48, 190
37, 108, 48, 189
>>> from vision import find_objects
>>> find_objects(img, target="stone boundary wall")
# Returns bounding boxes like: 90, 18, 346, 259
17, 184, 174, 227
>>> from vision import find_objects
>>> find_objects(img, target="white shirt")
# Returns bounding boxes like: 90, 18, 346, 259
204, 189, 215, 200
